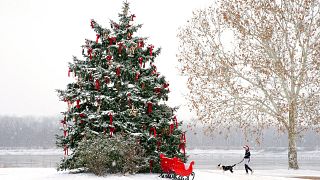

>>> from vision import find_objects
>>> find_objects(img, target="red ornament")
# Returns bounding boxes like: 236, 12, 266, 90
174, 116, 178, 128
157, 140, 161, 150
147, 102, 153, 114
141, 83, 145, 89
118, 42, 124, 53
109, 113, 113, 125
76, 99, 80, 108
154, 87, 161, 94
148, 44, 154, 56
60, 116, 66, 124
138, 57, 143, 67
110, 127, 115, 137
179, 132, 186, 157
137, 39, 144, 48
106, 55, 112, 62
95, 79, 100, 91
131, 14, 136, 21
108, 37, 116, 45
169, 124, 174, 134
163, 83, 169, 88
105, 76, 110, 84
127, 32, 132, 39
89, 73, 93, 81
150, 127, 156, 137
151, 65, 157, 75
87, 48, 92, 60
90, 19, 95, 28
64, 145, 68, 156
149, 160, 153, 173
179, 143, 186, 156
112, 22, 119, 29
64, 129, 67, 137
181, 132, 186, 142
116, 67, 121, 77
96, 34, 100, 43
79, 113, 86, 118
135, 72, 140, 81
68, 68, 71, 77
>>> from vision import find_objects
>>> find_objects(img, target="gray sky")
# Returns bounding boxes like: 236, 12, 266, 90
0, 0, 213, 119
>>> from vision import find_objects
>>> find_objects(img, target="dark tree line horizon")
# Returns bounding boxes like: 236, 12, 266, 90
0, 115, 319, 150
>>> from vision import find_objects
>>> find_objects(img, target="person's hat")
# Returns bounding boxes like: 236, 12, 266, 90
243, 145, 249, 149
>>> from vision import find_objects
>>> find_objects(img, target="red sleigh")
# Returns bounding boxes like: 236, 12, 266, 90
159, 154, 195, 180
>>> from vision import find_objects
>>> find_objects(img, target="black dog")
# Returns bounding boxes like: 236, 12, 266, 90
217, 163, 236, 173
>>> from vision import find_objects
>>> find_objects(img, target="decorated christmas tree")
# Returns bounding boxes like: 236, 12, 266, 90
56, 2, 187, 173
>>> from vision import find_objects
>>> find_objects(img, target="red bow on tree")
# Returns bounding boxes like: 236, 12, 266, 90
95, 79, 100, 91
127, 32, 132, 39
109, 113, 113, 125
131, 14, 136, 21
60, 116, 66, 125
137, 39, 144, 48
147, 102, 153, 114
76, 99, 80, 108
116, 67, 121, 77
179, 132, 186, 156
110, 127, 115, 137
163, 83, 170, 88
169, 123, 174, 134
64, 145, 68, 156
157, 140, 161, 150
90, 19, 95, 28
87, 48, 92, 60
96, 34, 100, 43
135, 72, 140, 81
150, 127, 157, 137
154, 87, 161, 94
138, 57, 143, 67
108, 37, 116, 45
118, 42, 124, 53
148, 45, 154, 56
106, 55, 112, 63
105, 76, 110, 84
174, 116, 178, 128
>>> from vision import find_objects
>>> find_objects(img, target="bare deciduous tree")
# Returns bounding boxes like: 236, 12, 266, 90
178, 0, 320, 169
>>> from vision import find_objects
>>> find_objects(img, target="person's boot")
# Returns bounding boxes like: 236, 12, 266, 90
245, 165, 249, 174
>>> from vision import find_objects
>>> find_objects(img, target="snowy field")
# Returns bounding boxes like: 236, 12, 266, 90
0, 149, 319, 179
1, 168, 320, 180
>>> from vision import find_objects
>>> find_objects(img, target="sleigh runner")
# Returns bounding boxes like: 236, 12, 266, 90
159, 154, 195, 180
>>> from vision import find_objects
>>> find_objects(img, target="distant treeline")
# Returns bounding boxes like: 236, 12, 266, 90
0, 116, 319, 149
0, 116, 60, 148
185, 124, 320, 150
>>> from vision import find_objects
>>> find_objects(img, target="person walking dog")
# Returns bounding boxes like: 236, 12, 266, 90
243, 145, 253, 174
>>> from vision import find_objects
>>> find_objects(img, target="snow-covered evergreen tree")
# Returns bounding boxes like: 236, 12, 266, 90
56, 2, 186, 173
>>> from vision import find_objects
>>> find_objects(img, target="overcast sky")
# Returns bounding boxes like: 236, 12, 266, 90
0, 0, 213, 119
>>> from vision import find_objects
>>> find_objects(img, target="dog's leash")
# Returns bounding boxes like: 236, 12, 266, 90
236, 158, 244, 165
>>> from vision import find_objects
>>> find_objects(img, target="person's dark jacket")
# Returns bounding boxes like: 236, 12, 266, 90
244, 150, 251, 159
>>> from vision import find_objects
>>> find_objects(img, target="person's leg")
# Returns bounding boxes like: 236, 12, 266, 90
245, 164, 249, 174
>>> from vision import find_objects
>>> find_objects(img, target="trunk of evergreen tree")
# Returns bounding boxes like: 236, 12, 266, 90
288, 101, 299, 169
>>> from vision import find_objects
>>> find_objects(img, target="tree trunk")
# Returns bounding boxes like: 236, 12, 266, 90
288, 100, 299, 169
288, 129, 299, 169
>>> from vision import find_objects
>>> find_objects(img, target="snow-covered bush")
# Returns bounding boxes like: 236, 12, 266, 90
74, 135, 147, 176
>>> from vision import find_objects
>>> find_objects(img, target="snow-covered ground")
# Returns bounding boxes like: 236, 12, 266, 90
0, 168, 320, 180
0, 148, 319, 179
